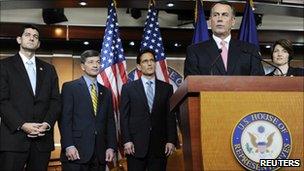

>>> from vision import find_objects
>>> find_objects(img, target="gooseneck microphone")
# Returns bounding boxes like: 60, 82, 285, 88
210, 49, 223, 75
242, 49, 284, 76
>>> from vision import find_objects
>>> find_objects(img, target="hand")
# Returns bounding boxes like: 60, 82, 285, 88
105, 148, 115, 162
65, 146, 80, 161
21, 123, 43, 137
124, 142, 135, 155
36, 122, 50, 136
165, 143, 175, 156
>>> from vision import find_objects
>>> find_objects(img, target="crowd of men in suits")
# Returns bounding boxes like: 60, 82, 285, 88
0, 1, 302, 171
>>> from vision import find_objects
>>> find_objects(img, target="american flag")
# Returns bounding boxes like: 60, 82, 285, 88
134, 2, 169, 82
97, 0, 128, 161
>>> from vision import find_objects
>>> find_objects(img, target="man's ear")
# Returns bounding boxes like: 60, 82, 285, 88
37, 41, 41, 49
80, 63, 85, 71
231, 17, 236, 27
16, 37, 21, 44
136, 64, 141, 71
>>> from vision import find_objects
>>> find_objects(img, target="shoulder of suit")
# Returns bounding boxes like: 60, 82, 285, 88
234, 39, 257, 49
97, 83, 111, 93
156, 79, 172, 88
123, 79, 138, 88
187, 39, 212, 50
36, 57, 55, 68
289, 67, 304, 76
0, 55, 16, 64
62, 78, 82, 88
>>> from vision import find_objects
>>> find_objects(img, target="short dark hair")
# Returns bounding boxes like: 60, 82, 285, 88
136, 49, 156, 64
210, 1, 236, 17
271, 39, 294, 61
20, 24, 40, 37
80, 50, 100, 63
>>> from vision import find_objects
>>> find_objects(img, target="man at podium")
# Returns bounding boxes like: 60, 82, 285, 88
184, 1, 265, 77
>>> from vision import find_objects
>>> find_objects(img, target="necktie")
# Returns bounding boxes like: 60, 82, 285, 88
146, 81, 154, 113
90, 83, 98, 115
26, 61, 36, 94
220, 40, 228, 71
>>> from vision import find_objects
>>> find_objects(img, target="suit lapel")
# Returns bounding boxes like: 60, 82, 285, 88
152, 80, 161, 113
97, 83, 105, 116
134, 79, 149, 112
35, 59, 45, 97
209, 39, 226, 75
78, 77, 95, 116
12, 54, 35, 97
227, 39, 239, 75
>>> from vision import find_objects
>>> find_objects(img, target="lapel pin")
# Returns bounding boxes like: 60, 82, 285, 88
100, 92, 103, 95
39, 67, 43, 71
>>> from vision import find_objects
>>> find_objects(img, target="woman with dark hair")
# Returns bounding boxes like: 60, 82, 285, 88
267, 39, 304, 76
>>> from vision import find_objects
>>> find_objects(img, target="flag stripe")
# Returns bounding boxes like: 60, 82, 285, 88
98, 0, 128, 165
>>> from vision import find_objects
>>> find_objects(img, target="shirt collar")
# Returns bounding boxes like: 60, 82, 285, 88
83, 75, 98, 88
141, 76, 155, 86
19, 51, 36, 66
212, 34, 231, 49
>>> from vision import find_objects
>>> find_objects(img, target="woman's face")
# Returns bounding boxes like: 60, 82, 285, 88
272, 44, 290, 66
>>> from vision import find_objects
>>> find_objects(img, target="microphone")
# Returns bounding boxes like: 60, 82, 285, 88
242, 49, 284, 76
210, 49, 222, 75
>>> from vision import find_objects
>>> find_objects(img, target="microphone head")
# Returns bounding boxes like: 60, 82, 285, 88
218, 49, 222, 53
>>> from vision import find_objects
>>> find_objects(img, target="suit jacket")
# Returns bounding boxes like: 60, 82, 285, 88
0, 53, 60, 152
266, 67, 304, 76
59, 77, 117, 164
120, 79, 177, 158
184, 38, 265, 77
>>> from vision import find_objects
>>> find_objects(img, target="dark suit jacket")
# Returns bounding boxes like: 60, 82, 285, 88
184, 39, 265, 77
59, 77, 117, 164
266, 67, 304, 76
0, 53, 60, 152
120, 79, 177, 158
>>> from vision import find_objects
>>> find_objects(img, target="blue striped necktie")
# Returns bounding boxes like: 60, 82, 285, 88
26, 61, 36, 94
146, 81, 154, 112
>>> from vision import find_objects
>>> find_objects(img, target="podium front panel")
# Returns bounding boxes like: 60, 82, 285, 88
200, 92, 303, 170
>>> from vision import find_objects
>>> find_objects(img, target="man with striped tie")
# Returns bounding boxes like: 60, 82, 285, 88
59, 50, 117, 171
120, 49, 177, 171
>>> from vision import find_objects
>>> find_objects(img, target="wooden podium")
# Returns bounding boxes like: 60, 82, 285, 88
170, 76, 303, 171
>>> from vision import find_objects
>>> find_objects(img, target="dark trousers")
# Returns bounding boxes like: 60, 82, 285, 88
0, 142, 51, 171
127, 154, 167, 171
62, 152, 106, 171
62, 136, 105, 171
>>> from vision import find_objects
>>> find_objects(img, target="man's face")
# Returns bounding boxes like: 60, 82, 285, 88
210, 3, 235, 38
137, 52, 156, 77
81, 56, 101, 77
17, 28, 40, 51
272, 44, 289, 66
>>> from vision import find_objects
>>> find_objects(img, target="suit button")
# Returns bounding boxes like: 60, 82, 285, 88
150, 127, 152, 131
94, 131, 97, 135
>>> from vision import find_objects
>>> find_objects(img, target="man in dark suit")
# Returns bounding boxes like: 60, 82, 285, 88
59, 50, 117, 171
120, 49, 177, 171
0, 24, 61, 170
184, 1, 265, 77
